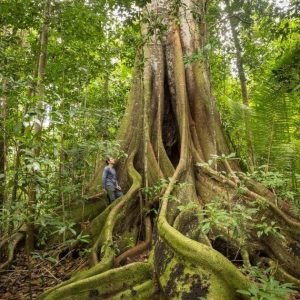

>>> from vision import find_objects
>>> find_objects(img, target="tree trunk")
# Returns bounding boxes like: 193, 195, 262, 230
39, 1, 300, 299
224, 0, 256, 169
225, 0, 249, 107
26, 0, 50, 253
0, 79, 7, 216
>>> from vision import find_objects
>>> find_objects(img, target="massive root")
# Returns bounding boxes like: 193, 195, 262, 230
38, 0, 300, 299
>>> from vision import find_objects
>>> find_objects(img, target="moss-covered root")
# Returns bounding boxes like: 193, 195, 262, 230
40, 262, 154, 300
154, 233, 250, 300
111, 279, 157, 299
157, 199, 251, 299
38, 203, 121, 300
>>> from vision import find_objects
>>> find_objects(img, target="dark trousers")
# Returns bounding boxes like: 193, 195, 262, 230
106, 186, 123, 203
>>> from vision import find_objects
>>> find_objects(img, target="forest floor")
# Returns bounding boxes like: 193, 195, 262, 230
2, 247, 298, 300
0, 246, 149, 300
0, 247, 87, 300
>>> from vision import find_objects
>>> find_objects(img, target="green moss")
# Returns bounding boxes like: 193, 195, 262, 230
156, 213, 251, 299
40, 263, 152, 300
154, 239, 174, 277
89, 204, 112, 241
157, 252, 212, 299
66, 198, 107, 223
113, 280, 157, 300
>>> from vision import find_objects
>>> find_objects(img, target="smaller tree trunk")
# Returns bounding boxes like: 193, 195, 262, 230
26, 0, 50, 253
224, 0, 256, 168
224, 0, 249, 106
0, 79, 7, 216
103, 74, 109, 107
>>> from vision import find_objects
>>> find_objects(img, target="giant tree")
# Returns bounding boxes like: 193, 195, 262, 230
35, 0, 300, 298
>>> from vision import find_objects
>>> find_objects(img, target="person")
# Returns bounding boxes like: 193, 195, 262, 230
102, 157, 123, 203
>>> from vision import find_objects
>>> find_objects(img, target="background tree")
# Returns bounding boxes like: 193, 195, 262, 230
0, 79, 7, 213
223, 0, 255, 168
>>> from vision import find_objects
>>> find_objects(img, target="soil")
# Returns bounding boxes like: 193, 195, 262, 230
0, 247, 88, 300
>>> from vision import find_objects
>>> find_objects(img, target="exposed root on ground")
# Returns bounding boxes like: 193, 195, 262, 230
40, 262, 155, 300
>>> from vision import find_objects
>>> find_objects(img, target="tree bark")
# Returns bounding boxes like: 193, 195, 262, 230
38, 0, 300, 299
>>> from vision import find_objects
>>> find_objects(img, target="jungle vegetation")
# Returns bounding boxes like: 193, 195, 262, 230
0, 0, 300, 299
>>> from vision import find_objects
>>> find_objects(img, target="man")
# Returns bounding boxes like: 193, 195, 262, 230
102, 157, 123, 203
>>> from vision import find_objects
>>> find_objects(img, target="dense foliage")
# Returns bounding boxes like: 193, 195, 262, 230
0, 0, 143, 245
0, 0, 299, 298
209, 0, 300, 194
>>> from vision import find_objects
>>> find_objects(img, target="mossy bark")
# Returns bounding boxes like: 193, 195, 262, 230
38, 0, 300, 299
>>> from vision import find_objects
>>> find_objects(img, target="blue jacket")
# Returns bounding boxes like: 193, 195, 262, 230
102, 166, 118, 189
